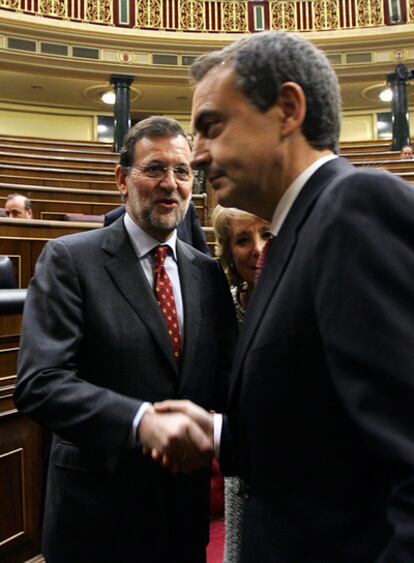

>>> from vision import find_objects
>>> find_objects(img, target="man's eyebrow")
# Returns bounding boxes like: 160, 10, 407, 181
193, 110, 219, 132
139, 159, 191, 167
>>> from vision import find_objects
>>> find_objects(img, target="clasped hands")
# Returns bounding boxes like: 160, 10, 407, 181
138, 400, 214, 473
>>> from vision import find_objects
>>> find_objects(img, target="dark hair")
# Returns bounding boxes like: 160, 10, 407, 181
119, 116, 189, 169
6, 193, 32, 211
191, 31, 341, 153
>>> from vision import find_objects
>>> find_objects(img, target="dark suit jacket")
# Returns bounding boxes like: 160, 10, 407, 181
221, 157, 414, 562
104, 201, 211, 255
14, 218, 235, 563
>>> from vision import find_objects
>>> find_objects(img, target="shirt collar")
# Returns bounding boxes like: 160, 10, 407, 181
270, 154, 337, 237
123, 212, 178, 260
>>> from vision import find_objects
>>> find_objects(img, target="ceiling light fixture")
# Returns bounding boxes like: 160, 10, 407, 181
379, 88, 393, 102
101, 91, 116, 105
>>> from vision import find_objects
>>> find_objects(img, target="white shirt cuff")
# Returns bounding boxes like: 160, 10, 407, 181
129, 402, 152, 448
213, 413, 223, 460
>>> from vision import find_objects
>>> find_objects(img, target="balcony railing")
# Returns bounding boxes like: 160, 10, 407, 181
1, 0, 413, 31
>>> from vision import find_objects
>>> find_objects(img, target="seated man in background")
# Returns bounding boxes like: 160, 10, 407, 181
14, 116, 236, 563
400, 144, 414, 159
5, 193, 32, 219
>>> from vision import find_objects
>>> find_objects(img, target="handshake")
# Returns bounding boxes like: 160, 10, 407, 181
138, 400, 215, 473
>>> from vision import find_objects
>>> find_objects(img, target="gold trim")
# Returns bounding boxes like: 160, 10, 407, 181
0, 0, 387, 32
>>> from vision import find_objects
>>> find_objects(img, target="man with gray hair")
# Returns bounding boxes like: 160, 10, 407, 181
154, 32, 414, 561
5, 193, 32, 218
400, 144, 414, 159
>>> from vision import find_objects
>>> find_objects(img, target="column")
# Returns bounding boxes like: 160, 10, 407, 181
387, 63, 413, 151
111, 74, 134, 152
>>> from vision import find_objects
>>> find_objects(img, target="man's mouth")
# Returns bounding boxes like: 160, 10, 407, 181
156, 198, 178, 209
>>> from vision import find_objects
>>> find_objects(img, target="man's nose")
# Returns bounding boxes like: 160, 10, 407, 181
191, 137, 211, 171
159, 168, 178, 189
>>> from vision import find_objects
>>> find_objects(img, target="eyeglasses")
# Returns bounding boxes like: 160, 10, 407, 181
133, 164, 193, 182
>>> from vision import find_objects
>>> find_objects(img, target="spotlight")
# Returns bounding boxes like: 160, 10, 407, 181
101, 91, 116, 105
379, 88, 393, 102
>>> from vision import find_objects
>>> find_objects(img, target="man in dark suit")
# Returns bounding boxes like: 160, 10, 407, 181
104, 200, 211, 255
14, 116, 236, 563
155, 32, 414, 561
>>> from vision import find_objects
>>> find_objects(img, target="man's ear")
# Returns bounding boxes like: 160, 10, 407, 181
274, 82, 306, 138
115, 165, 129, 199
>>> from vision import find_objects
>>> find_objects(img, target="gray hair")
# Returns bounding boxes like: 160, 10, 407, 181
119, 116, 189, 169
6, 193, 32, 211
191, 31, 341, 153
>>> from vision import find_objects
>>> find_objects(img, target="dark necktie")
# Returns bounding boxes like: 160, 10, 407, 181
153, 245, 181, 363
255, 238, 272, 282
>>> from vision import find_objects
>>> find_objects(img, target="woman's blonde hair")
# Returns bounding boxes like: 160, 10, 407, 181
212, 205, 260, 287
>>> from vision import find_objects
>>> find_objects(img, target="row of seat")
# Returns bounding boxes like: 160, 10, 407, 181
0, 182, 208, 225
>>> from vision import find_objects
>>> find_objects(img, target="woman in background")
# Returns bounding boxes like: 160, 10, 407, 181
212, 205, 272, 563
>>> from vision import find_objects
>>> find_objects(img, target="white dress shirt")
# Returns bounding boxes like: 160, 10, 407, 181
123, 212, 185, 446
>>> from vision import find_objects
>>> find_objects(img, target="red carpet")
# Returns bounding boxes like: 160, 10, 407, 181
207, 519, 225, 563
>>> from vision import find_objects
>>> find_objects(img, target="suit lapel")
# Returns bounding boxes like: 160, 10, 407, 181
176, 241, 201, 383
101, 219, 178, 374
229, 157, 353, 398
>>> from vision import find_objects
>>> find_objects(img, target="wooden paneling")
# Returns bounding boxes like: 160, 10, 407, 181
33, 200, 114, 220
0, 143, 117, 160
0, 173, 115, 190
0, 306, 43, 563
339, 139, 392, 153
0, 135, 113, 153
0, 315, 21, 340
0, 182, 120, 203
0, 186, 208, 225
0, 218, 101, 287
0, 164, 115, 185
0, 448, 24, 541
0, 415, 44, 563
0, 152, 117, 171
0, 348, 19, 379
340, 151, 401, 162
352, 159, 414, 173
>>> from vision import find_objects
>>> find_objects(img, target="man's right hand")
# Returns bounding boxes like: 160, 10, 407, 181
138, 406, 213, 473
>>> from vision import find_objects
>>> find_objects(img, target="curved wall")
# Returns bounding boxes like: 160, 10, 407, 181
1, 4, 414, 141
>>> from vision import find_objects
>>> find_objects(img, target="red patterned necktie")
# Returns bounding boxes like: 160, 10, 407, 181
153, 245, 181, 363
255, 238, 272, 282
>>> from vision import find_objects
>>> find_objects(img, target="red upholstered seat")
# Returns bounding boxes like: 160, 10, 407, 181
207, 519, 225, 563
210, 458, 224, 519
